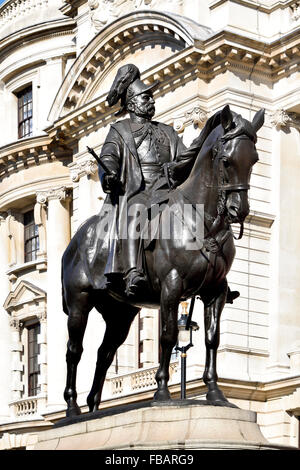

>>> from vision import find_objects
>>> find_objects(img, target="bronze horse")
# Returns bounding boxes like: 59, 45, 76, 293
62, 105, 264, 417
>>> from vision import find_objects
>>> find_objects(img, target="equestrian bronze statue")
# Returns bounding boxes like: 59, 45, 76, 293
62, 63, 265, 417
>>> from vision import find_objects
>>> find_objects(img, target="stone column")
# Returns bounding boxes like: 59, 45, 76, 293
34, 200, 47, 259
70, 157, 102, 227
268, 110, 300, 376
6, 210, 18, 267
0, 213, 12, 417
36, 186, 71, 409
37, 311, 47, 396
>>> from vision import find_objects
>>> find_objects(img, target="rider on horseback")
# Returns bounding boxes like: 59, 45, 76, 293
97, 64, 239, 302
98, 64, 197, 296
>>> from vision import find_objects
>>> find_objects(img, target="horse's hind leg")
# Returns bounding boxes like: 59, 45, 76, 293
154, 269, 183, 401
202, 280, 229, 404
64, 291, 92, 417
87, 303, 138, 412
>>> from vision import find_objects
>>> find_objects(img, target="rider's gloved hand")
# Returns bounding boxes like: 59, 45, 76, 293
102, 172, 119, 194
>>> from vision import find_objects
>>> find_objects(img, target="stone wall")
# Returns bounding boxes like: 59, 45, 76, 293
0, 0, 300, 449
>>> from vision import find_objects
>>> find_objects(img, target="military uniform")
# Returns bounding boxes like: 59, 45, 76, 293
98, 118, 189, 282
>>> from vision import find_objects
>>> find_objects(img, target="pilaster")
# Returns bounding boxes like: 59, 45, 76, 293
37, 311, 47, 396
267, 109, 300, 378
0, 213, 12, 417
9, 319, 24, 403
69, 157, 103, 228
36, 186, 71, 409
34, 198, 47, 261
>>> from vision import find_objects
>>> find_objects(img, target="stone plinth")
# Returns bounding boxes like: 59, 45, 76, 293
32, 401, 293, 450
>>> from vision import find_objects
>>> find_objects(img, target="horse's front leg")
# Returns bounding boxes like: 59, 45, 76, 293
203, 280, 229, 404
154, 269, 183, 402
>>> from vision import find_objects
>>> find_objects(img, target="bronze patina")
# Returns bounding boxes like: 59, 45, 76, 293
62, 64, 265, 417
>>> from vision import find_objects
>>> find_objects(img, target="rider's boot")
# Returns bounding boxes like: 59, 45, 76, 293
124, 268, 147, 296
226, 287, 240, 304
123, 212, 148, 296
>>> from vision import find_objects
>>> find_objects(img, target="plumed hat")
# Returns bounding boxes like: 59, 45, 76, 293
107, 64, 159, 116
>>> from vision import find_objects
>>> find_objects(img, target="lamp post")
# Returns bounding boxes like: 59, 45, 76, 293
176, 301, 199, 400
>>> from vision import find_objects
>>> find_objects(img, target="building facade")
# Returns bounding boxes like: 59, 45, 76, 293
0, 0, 300, 449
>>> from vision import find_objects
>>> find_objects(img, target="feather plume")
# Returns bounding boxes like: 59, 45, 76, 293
107, 64, 140, 107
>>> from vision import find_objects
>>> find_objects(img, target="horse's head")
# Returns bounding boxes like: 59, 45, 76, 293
213, 105, 265, 225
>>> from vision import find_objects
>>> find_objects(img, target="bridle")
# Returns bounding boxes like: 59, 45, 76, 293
176, 129, 256, 242
205, 133, 255, 240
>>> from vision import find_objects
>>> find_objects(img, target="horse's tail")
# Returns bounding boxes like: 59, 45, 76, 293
61, 254, 69, 316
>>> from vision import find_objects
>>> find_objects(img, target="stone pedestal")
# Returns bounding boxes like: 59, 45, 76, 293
32, 401, 294, 450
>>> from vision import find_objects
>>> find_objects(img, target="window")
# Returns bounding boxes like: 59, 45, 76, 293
17, 86, 33, 139
24, 210, 39, 262
27, 323, 40, 397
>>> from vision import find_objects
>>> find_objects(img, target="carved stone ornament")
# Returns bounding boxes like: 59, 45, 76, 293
9, 318, 23, 331
89, 0, 183, 30
291, 2, 300, 21
0, 211, 7, 224
70, 159, 98, 182
173, 107, 208, 133
270, 109, 300, 130
37, 310, 47, 322
36, 187, 69, 205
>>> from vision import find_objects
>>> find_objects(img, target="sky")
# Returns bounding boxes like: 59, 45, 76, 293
0, 0, 6, 5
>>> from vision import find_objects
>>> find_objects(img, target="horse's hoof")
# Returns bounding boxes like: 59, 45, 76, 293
153, 389, 171, 402
66, 405, 81, 418
88, 404, 99, 413
206, 388, 228, 404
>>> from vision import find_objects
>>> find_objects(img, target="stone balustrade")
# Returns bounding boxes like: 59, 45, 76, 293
0, 0, 49, 27
13, 397, 38, 417
110, 362, 178, 396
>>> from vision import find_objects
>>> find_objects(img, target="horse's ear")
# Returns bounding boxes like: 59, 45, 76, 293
221, 105, 233, 132
252, 108, 265, 133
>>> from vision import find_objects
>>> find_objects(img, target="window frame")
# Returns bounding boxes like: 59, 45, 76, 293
17, 85, 33, 139
27, 322, 41, 398
23, 209, 39, 263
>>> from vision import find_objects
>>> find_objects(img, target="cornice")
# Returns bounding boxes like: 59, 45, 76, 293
48, 12, 300, 128
48, 10, 200, 121
0, 176, 72, 211
44, 37, 300, 143
0, 49, 76, 85
0, 133, 73, 181
209, 0, 297, 13
0, 18, 76, 60
60, 0, 85, 18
